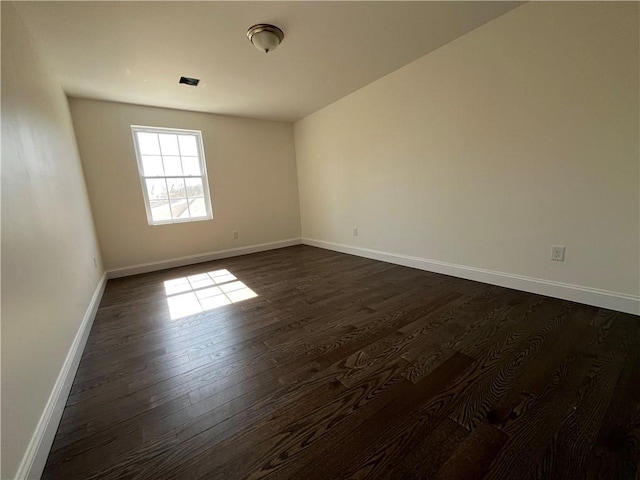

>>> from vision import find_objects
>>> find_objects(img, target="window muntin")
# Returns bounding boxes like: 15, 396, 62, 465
131, 126, 213, 225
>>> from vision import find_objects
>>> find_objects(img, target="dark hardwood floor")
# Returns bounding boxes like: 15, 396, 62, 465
43, 245, 639, 479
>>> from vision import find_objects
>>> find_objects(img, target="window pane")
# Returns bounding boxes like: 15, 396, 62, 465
185, 178, 204, 197
167, 178, 185, 198
146, 179, 168, 200
150, 199, 172, 222
159, 134, 180, 155
163, 156, 183, 176
171, 198, 190, 218
136, 132, 160, 155
178, 135, 198, 156
188, 197, 207, 217
182, 156, 201, 176
141, 155, 164, 176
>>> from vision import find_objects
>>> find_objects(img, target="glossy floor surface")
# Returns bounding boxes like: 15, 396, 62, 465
44, 246, 639, 479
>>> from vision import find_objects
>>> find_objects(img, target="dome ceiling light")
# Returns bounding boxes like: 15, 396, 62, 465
246, 24, 284, 54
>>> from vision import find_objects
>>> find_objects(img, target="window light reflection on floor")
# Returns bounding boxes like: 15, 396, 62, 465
164, 269, 258, 320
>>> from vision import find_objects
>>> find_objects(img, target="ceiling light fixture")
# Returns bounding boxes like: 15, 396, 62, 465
246, 24, 284, 54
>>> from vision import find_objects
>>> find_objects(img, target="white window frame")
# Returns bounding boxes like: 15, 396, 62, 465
131, 125, 213, 225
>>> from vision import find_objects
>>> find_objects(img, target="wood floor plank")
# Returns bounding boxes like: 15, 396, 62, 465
483, 310, 636, 479
433, 421, 508, 480
41, 245, 639, 480
528, 348, 629, 478
485, 305, 594, 427
190, 358, 415, 480
285, 353, 475, 480
449, 301, 585, 431
401, 291, 535, 383
537, 313, 640, 479
383, 418, 470, 480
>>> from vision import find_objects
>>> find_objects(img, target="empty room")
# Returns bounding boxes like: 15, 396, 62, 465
2, 1, 639, 479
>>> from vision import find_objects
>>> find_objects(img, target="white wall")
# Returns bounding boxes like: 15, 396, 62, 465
69, 99, 301, 271
295, 2, 639, 311
1, 4, 105, 478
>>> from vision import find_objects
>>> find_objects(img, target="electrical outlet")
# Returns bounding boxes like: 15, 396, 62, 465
233, 231, 239, 240
353, 226, 358, 237
550, 246, 565, 262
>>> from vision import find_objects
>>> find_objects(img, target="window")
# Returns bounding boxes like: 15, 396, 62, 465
131, 126, 213, 225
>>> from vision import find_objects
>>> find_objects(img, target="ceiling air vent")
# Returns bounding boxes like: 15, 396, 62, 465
179, 76, 200, 86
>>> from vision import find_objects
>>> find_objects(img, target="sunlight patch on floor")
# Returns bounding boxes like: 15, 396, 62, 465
164, 269, 257, 320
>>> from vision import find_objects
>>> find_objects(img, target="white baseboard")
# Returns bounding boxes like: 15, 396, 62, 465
107, 238, 302, 279
16, 272, 108, 480
302, 238, 640, 316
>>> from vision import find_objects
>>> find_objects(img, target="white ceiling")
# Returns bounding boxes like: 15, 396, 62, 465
15, 1, 522, 122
